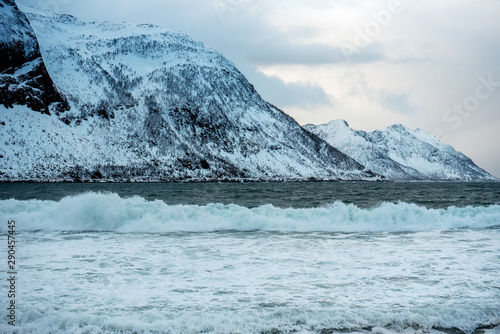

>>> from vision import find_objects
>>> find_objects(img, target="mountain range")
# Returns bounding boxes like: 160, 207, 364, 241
304, 120, 495, 181
0, 1, 496, 182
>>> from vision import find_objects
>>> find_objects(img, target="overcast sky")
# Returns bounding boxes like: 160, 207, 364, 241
19, 0, 500, 177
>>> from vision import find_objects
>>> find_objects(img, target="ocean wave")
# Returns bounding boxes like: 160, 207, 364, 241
1, 192, 499, 233
1, 307, 498, 334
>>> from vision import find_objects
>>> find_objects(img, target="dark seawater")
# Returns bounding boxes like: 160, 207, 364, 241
1, 181, 499, 208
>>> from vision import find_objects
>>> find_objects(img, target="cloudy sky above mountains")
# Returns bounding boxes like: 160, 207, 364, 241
18, 0, 500, 177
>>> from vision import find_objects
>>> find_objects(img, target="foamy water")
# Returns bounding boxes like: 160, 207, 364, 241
1, 187, 499, 333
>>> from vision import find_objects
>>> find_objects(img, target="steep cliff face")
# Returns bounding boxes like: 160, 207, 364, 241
304, 120, 496, 181
0, 0, 68, 114
0, 5, 379, 181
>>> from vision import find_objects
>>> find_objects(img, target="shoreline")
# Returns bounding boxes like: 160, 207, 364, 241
1, 177, 498, 184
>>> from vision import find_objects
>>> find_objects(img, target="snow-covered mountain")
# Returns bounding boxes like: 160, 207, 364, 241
304, 120, 496, 181
0, 4, 379, 181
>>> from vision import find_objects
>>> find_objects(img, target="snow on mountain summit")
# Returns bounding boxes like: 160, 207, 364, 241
1, 5, 379, 181
304, 120, 496, 181
20, 6, 230, 109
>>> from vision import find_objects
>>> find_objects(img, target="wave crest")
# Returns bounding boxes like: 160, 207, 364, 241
1, 192, 499, 233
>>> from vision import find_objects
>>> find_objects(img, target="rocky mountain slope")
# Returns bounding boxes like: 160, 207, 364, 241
0, 0, 68, 114
304, 120, 496, 181
0, 4, 379, 181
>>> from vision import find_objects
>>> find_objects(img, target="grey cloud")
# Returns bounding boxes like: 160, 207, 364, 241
341, 42, 386, 64
245, 40, 384, 66
383, 93, 415, 114
240, 64, 334, 109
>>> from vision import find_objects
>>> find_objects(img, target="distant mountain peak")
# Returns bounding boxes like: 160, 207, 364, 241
305, 121, 496, 181
325, 119, 350, 127
387, 123, 406, 131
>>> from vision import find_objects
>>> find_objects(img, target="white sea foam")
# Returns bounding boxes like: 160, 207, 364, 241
2, 309, 498, 334
1, 192, 499, 233
1, 226, 499, 334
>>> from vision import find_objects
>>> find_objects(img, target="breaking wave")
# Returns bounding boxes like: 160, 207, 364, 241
1, 192, 499, 233
3, 308, 499, 334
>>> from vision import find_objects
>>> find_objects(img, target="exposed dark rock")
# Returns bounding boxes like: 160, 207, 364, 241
0, 0, 68, 114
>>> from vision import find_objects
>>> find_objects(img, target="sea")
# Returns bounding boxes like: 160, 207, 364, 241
0, 182, 499, 334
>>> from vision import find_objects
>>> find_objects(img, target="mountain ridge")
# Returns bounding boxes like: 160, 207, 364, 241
304, 120, 496, 181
